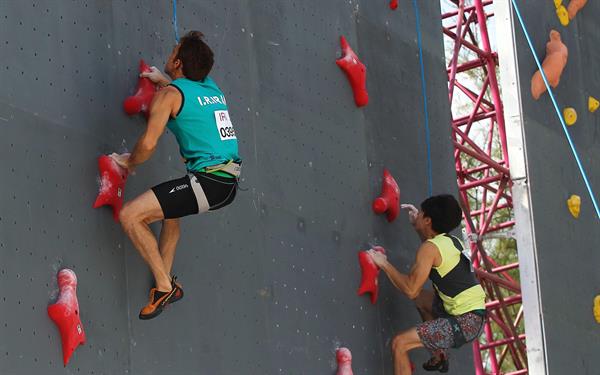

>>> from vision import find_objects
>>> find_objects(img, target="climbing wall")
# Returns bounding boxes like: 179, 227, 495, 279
0, 1, 471, 374
504, 1, 600, 374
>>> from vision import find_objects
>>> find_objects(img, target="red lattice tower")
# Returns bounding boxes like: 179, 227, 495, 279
442, 1, 528, 374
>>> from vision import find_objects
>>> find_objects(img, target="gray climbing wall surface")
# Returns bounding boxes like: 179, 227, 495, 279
0, 1, 471, 374
506, 2, 600, 374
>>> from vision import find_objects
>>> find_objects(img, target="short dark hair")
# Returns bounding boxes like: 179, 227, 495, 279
176, 31, 214, 81
420, 194, 462, 234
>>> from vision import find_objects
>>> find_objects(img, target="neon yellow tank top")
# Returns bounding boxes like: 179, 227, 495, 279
428, 233, 486, 316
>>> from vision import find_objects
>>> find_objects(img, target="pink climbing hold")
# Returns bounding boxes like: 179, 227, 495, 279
357, 246, 386, 304
123, 59, 158, 118
47, 269, 86, 367
336, 36, 368, 107
372, 169, 400, 222
336, 347, 354, 375
390, 0, 398, 10
93, 154, 128, 222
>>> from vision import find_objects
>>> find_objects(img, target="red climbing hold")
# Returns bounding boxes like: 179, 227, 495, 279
336, 36, 368, 107
47, 269, 86, 367
357, 246, 386, 304
336, 347, 354, 375
390, 0, 398, 10
123, 59, 158, 118
93, 154, 128, 222
372, 169, 400, 222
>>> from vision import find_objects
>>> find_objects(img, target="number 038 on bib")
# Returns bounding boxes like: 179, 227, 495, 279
214, 110, 237, 141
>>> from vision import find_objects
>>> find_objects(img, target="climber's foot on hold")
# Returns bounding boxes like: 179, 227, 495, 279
139, 277, 183, 320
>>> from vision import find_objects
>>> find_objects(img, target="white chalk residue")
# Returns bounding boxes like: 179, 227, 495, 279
329, 338, 343, 369
98, 173, 113, 195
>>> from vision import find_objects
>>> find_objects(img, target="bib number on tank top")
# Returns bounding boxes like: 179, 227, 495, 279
214, 110, 237, 141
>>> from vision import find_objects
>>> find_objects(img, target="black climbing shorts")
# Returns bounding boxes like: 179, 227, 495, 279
151, 172, 237, 219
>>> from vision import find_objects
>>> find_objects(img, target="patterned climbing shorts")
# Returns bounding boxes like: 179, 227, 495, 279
416, 305, 485, 351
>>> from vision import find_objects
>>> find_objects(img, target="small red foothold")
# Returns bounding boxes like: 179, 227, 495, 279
93, 155, 128, 222
336, 347, 354, 375
373, 169, 400, 222
336, 36, 368, 107
390, 0, 398, 10
357, 246, 386, 304
123, 60, 157, 118
47, 269, 86, 367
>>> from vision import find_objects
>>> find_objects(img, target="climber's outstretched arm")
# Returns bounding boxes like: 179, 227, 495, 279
127, 87, 180, 169
368, 242, 438, 300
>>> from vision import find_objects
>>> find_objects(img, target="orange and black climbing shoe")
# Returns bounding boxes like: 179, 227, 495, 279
139, 276, 183, 320
423, 355, 449, 373
170, 280, 184, 304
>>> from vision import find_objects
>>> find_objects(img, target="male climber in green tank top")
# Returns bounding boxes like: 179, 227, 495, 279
111, 31, 241, 320
367, 195, 486, 375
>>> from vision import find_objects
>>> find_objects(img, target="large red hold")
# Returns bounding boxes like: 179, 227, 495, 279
47, 269, 86, 367
372, 169, 400, 222
336, 347, 354, 375
123, 60, 158, 118
336, 36, 368, 107
93, 155, 128, 222
390, 0, 398, 10
357, 246, 386, 304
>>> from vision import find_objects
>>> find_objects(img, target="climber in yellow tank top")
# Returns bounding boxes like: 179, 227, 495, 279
428, 233, 486, 315
367, 194, 486, 375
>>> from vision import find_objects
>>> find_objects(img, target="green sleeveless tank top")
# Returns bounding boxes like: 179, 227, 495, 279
167, 77, 240, 175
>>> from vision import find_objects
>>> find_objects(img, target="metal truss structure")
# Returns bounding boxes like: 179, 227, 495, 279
441, 1, 528, 373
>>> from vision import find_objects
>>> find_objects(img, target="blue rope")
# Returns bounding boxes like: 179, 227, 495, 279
172, 0, 180, 43
412, 0, 433, 196
511, 0, 600, 220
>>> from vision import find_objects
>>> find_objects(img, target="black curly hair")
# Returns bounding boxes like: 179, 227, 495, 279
420, 194, 462, 234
